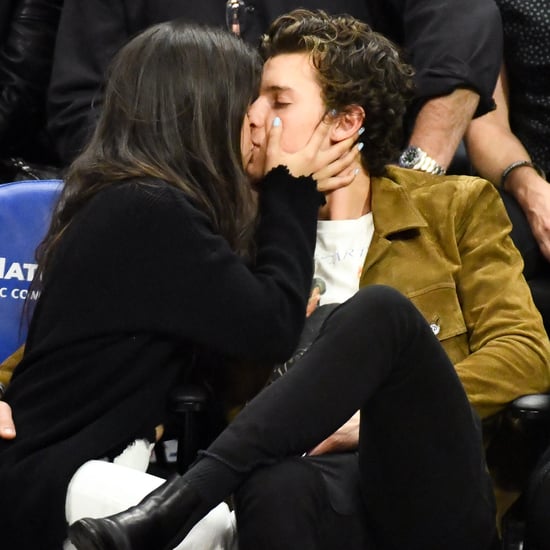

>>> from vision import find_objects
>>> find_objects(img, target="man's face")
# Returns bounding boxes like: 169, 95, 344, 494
245, 52, 327, 181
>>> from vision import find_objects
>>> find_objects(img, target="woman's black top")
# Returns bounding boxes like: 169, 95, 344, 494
0, 166, 322, 548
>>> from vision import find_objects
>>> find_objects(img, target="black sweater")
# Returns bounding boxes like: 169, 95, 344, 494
0, 167, 322, 548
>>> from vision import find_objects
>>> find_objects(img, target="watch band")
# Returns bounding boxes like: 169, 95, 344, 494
398, 146, 446, 175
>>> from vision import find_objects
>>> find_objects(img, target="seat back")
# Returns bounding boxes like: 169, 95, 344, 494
0, 179, 63, 361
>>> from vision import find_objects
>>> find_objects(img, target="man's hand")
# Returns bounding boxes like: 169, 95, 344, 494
504, 170, 550, 262
466, 64, 550, 260
0, 400, 16, 439
525, 181, 550, 262
308, 411, 360, 456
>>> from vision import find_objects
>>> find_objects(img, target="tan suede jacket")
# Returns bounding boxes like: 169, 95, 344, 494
0, 344, 22, 387
363, 166, 550, 419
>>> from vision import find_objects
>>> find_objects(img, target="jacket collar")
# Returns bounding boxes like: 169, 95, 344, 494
370, 166, 428, 238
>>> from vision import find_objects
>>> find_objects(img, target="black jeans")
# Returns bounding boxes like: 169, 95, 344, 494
198, 285, 496, 550
235, 452, 373, 550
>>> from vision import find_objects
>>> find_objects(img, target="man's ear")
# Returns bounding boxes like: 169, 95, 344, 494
331, 105, 365, 142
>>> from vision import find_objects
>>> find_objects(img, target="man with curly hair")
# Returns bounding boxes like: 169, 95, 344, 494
236, 9, 549, 548
66, 10, 549, 550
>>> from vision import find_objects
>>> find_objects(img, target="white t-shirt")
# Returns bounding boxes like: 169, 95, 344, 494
313, 213, 374, 305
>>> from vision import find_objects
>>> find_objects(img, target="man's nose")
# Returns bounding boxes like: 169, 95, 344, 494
248, 98, 267, 128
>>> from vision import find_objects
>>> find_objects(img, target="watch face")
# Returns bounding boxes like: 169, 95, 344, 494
399, 146, 421, 168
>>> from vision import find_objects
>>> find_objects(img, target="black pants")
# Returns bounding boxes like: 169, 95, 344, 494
196, 285, 496, 550
235, 452, 373, 550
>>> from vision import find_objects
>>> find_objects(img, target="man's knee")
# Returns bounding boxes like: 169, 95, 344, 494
329, 284, 419, 333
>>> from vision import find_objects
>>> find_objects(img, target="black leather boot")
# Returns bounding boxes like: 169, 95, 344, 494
68, 475, 204, 550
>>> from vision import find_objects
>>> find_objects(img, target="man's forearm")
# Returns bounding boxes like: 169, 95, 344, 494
407, 88, 480, 170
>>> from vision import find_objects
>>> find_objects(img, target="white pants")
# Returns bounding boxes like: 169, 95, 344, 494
63, 445, 238, 550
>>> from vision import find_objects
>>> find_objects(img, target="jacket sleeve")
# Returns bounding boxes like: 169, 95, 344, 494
0, 345, 24, 387
0, 0, 62, 149
453, 179, 550, 418
47, 0, 128, 164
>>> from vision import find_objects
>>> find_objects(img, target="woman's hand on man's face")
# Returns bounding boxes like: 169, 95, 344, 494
264, 116, 362, 192
313, 135, 363, 193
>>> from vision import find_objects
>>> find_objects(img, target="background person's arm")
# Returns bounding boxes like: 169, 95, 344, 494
407, 89, 479, 171
383, 0, 502, 170
465, 65, 550, 260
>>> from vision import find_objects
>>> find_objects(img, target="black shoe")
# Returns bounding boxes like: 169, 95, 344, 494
68, 475, 204, 550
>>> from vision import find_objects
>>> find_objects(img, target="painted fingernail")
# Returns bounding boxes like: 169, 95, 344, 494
358, 127, 365, 135
357, 142, 364, 151
272, 116, 281, 127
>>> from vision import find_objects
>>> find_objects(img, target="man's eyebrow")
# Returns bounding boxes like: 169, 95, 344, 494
261, 84, 294, 94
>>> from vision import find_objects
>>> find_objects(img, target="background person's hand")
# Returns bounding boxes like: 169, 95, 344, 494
0, 400, 16, 439
520, 177, 550, 262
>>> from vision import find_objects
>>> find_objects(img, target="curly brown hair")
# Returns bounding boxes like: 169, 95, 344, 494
260, 9, 415, 176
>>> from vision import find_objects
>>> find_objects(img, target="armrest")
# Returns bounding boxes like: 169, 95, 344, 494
167, 383, 210, 473
486, 393, 550, 491
168, 383, 209, 414
506, 394, 550, 424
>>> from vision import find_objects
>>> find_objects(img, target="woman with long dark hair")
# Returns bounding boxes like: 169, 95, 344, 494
0, 19, 358, 549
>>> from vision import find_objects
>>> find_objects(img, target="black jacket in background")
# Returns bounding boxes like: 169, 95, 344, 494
47, 0, 502, 166
0, 0, 63, 166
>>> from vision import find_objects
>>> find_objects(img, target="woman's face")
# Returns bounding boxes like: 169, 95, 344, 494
244, 52, 327, 182
240, 111, 256, 173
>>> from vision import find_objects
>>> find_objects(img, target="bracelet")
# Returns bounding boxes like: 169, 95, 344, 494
501, 160, 546, 188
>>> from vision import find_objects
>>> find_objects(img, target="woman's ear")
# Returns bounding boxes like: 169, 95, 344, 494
331, 105, 365, 142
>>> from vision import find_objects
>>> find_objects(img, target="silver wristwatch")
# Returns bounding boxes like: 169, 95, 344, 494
398, 146, 446, 175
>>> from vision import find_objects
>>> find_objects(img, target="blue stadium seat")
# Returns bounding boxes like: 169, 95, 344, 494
0, 179, 63, 362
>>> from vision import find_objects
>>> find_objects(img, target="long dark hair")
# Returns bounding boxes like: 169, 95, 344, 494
37, 20, 262, 281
